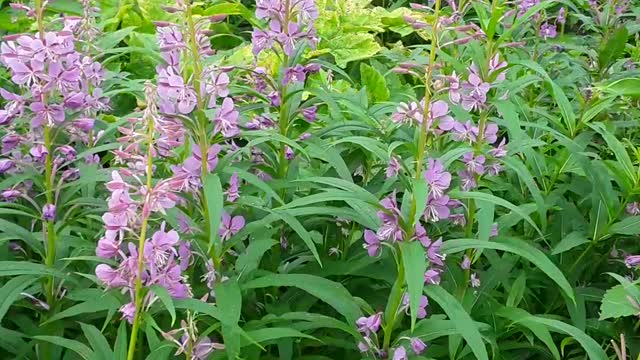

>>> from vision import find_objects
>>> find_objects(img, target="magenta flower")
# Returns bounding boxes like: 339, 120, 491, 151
481, 123, 499, 144
452, 121, 478, 143
386, 156, 401, 178
377, 192, 404, 241
225, 172, 240, 202
448, 71, 461, 104
557, 7, 566, 24
393, 346, 408, 360
411, 338, 427, 354
30, 101, 65, 127
540, 23, 557, 39
219, 212, 245, 241
285, 145, 295, 160
625, 255, 640, 268
463, 152, 485, 175
120, 302, 136, 324
0, 159, 14, 174
488, 54, 507, 82
251, 29, 274, 56
95, 263, 128, 288
0, 89, 24, 125
424, 194, 450, 222
356, 312, 382, 335
424, 268, 441, 285
30, 144, 48, 162
427, 100, 455, 131
42, 204, 56, 221
424, 158, 451, 198
363, 229, 382, 257
157, 66, 197, 114
490, 138, 507, 157
205, 70, 230, 107
213, 97, 239, 137
96, 232, 121, 258
392, 101, 421, 125
302, 105, 317, 122
144, 223, 180, 265
402, 293, 428, 319
283, 64, 307, 84
459, 170, 477, 191
461, 255, 471, 270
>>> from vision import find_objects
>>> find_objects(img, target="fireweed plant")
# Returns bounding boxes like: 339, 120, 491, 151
1, 0, 640, 359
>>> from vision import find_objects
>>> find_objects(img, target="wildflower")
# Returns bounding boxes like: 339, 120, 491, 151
539, 23, 557, 39
393, 346, 408, 360
411, 338, 427, 354
285, 146, 295, 160
462, 152, 485, 175
490, 223, 499, 238
42, 204, 56, 221
490, 138, 507, 157
225, 172, 240, 202
302, 106, 317, 122
363, 230, 382, 257
424, 194, 451, 222
219, 212, 245, 241
557, 7, 566, 24
120, 302, 136, 324
401, 293, 428, 319
356, 312, 382, 335
386, 156, 401, 178
461, 255, 471, 270
424, 159, 451, 198
625, 255, 640, 268
213, 97, 239, 137
424, 268, 442, 285
459, 170, 477, 191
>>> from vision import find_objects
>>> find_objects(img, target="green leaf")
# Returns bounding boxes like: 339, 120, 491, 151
149, 285, 176, 326
449, 190, 543, 237
114, 322, 128, 360
424, 286, 488, 360
506, 272, 527, 308
551, 231, 589, 255
598, 27, 628, 70
0, 261, 66, 278
243, 273, 362, 324
400, 241, 427, 331
495, 307, 561, 360
236, 237, 276, 276
223, 167, 284, 205
496, 308, 607, 360
203, 174, 224, 253
243, 327, 317, 346
441, 238, 574, 302
217, 279, 242, 359
609, 216, 640, 235
599, 285, 639, 320
0, 275, 40, 323
174, 299, 223, 321
500, 157, 546, 230
318, 33, 381, 68
271, 210, 322, 266
33, 336, 93, 359
0, 220, 43, 256
589, 122, 636, 184
44, 294, 121, 324
598, 78, 640, 98
79, 323, 113, 360
360, 63, 389, 103
511, 60, 576, 136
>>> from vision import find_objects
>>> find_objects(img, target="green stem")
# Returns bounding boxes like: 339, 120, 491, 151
126, 103, 156, 360
407, 0, 441, 231
382, 253, 405, 352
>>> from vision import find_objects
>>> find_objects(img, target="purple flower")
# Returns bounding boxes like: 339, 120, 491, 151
488, 54, 507, 82
470, 273, 481, 288
30, 144, 49, 162
386, 156, 401, 178
363, 229, 382, 257
392, 101, 421, 125
157, 66, 197, 114
459, 170, 477, 191
449, 71, 461, 104
120, 302, 136, 324
213, 97, 239, 137
219, 212, 245, 241
461, 255, 471, 270
625, 255, 640, 268
95, 263, 127, 288
411, 338, 427, 354
481, 123, 499, 144
539, 23, 557, 39
206, 70, 230, 108
393, 346, 407, 360
424, 268, 441, 285
424, 237, 444, 267
557, 7, 566, 25
299, 132, 311, 141
452, 121, 478, 143
178, 241, 192, 271
424, 159, 451, 198
251, 29, 274, 56
2, 134, 21, 152
450, 213, 466, 226
424, 194, 450, 222
302, 106, 317, 122
461, 73, 490, 112
255, 0, 281, 19
226, 172, 240, 202
42, 204, 56, 221
285, 146, 294, 160
30, 101, 65, 127
491, 223, 498, 238
190, 145, 221, 173
427, 100, 455, 131
1, 189, 21, 202
0, 159, 14, 174
490, 138, 507, 157
377, 192, 404, 241
276, 22, 306, 56
283, 64, 307, 84
626, 202, 640, 216
463, 152, 485, 175
0, 89, 24, 125
356, 312, 382, 335
357, 341, 369, 352
402, 293, 428, 319
96, 233, 120, 258
145, 223, 180, 265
